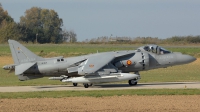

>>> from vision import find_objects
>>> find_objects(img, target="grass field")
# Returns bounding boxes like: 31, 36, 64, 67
0, 44, 138, 57
0, 89, 200, 99
0, 44, 200, 86
0, 56, 200, 86
1, 44, 200, 57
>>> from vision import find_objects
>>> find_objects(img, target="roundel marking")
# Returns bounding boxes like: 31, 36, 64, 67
89, 64, 94, 68
127, 60, 132, 66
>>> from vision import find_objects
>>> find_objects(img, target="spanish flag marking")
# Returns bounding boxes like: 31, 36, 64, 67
89, 64, 94, 68
127, 60, 132, 66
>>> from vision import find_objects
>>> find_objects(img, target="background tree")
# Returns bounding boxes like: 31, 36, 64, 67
0, 3, 13, 23
0, 3, 22, 43
62, 30, 77, 43
20, 7, 63, 43
68, 30, 77, 43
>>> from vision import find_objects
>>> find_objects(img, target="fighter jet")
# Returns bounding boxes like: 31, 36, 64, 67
3, 40, 196, 88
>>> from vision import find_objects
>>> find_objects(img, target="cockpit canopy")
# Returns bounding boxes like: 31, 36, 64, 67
138, 44, 171, 54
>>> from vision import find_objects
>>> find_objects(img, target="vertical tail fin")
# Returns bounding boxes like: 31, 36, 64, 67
8, 40, 44, 65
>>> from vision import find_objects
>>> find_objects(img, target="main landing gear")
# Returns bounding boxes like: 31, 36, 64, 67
72, 83, 93, 88
83, 83, 93, 88
73, 83, 78, 86
84, 83, 89, 88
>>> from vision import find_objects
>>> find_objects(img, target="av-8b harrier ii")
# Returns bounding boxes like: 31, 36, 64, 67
3, 40, 196, 88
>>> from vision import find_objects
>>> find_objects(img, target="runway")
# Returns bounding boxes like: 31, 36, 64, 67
0, 82, 199, 92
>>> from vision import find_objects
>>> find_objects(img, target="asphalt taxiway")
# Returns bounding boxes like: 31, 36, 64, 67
0, 82, 199, 92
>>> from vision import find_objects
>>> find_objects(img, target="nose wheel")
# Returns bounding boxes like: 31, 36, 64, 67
128, 72, 140, 86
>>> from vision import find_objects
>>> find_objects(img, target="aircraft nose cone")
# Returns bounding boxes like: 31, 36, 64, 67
177, 55, 196, 64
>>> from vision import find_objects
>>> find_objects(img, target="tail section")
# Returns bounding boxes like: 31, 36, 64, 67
8, 40, 44, 65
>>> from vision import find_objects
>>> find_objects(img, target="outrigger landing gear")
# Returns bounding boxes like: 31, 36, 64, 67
73, 83, 78, 86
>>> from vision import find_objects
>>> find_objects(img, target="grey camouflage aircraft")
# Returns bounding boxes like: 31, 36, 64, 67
3, 40, 196, 88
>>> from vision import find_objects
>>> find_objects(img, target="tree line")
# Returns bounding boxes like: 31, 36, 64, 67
0, 3, 77, 43
82, 35, 200, 44
1, 3, 199, 44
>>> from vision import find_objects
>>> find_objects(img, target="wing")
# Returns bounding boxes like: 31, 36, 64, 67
78, 52, 134, 75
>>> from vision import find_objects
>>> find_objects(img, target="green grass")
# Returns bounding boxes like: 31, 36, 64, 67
140, 65, 200, 82
167, 47, 200, 57
1, 44, 200, 57
0, 60, 199, 86
0, 44, 137, 57
0, 66, 199, 86
0, 44, 200, 98
0, 44, 200, 86
0, 89, 200, 99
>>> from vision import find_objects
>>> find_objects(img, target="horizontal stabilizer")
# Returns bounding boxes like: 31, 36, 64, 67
15, 62, 36, 75
8, 69, 15, 73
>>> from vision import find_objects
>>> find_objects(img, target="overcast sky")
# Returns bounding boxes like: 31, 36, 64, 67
1, 0, 200, 41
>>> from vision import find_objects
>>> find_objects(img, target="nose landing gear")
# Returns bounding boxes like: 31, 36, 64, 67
128, 72, 140, 86
128, 79, 138, 85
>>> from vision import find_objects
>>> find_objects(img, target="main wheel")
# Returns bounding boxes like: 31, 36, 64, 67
128, 79, 137, 86
73, 83, 78, 86
84, 83, 89, 88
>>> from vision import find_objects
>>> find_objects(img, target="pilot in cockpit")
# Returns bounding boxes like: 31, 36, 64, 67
142, 45, 171, 55
150, 46, 154, 51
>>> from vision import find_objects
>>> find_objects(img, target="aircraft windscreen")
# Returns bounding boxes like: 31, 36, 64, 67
143, 45, 171, 54
143, 45, 157, 53
143, 46, 150, 51
159, 47, 171, 54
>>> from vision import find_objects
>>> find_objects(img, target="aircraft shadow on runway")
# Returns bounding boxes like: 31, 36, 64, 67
35, 85, 70, 89
34, 82, 199, 89
93, 82, 199, 88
